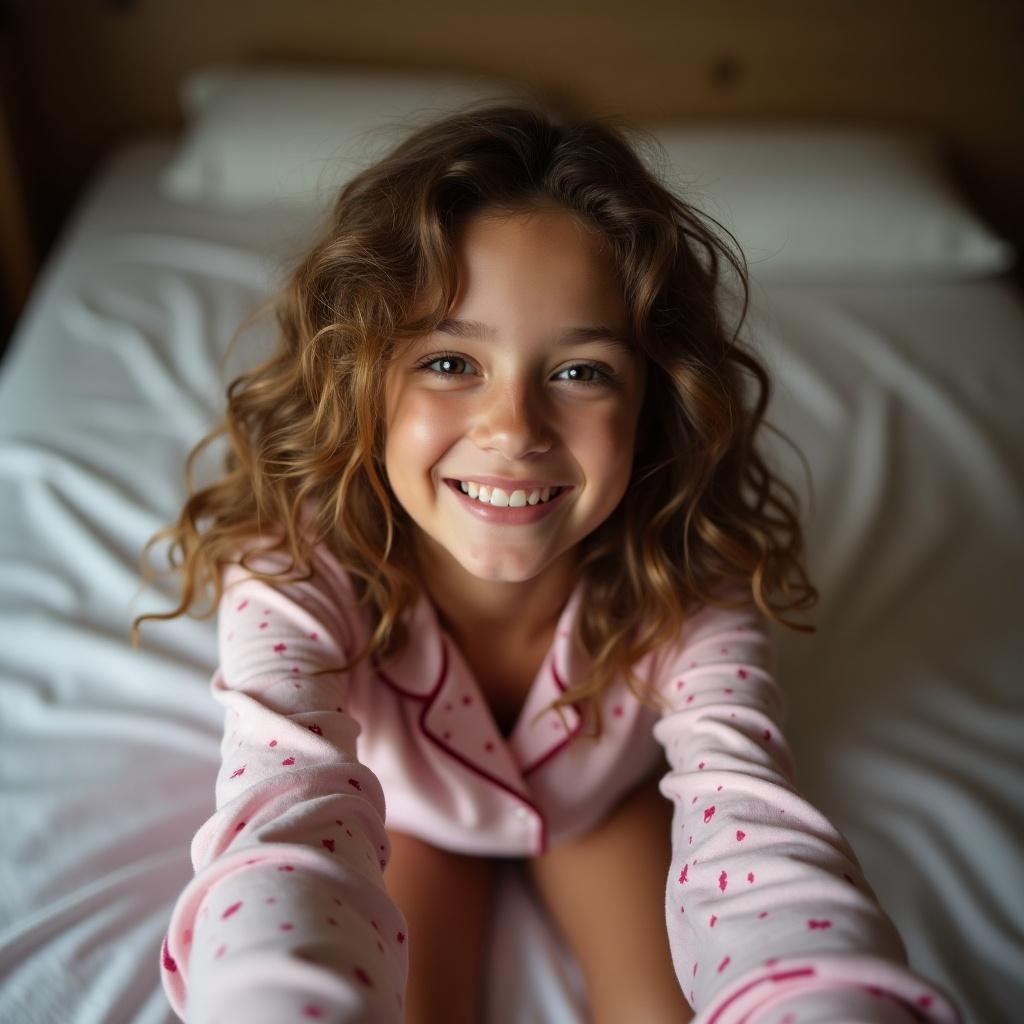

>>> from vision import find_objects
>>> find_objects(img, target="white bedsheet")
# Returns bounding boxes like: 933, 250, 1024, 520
1, 137, 1021, 1024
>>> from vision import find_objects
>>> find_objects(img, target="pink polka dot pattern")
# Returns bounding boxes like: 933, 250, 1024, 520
156, 551, 961, 1024
652, 589, 961, 1022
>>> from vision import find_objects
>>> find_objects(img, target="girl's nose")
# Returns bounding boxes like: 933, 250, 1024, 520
470, 383, 553, 459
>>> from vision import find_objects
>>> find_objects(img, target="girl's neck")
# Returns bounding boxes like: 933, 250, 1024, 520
414, 541, 580, 649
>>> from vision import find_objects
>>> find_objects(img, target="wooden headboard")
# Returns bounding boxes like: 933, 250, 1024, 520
2, 0, 1022, 340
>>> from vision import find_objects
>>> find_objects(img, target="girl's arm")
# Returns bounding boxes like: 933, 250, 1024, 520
159, 546, 408, 1023
652, 587, 963, 1023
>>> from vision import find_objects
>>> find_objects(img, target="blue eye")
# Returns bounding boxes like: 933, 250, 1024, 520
413, 351, 615, 389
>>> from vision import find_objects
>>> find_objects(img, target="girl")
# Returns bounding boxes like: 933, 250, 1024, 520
137, 100, 963, 1023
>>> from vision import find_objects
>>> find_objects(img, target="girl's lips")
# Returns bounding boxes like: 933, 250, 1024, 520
444, 478, 573, 525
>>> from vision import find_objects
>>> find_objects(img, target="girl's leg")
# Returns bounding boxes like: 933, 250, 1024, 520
383, 828, 495, 1024
527, 770, 695, 1024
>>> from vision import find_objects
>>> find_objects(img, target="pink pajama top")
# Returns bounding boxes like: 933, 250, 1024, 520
159, 539, 963, 1023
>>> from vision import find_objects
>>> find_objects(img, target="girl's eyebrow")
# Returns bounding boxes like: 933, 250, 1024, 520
435, 317, 635, 359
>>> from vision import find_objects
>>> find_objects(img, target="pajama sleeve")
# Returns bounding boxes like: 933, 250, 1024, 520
159, 547, 408, 1023
652, 586, 963, 1024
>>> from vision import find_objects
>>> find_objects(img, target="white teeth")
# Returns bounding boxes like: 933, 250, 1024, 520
457, 481, 561, 507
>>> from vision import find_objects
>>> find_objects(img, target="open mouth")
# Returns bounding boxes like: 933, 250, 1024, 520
443, 478, 573, 524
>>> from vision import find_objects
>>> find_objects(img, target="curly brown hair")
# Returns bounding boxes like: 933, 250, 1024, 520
131, 97, 818, 742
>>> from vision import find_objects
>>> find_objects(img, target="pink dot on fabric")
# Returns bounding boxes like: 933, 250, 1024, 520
222, 901, 243, 920
676, 680, 685, 690
462, 695, 472, 705
183, 929, 192, 945
303, 1006, 325, 1019
698, 761, 705, 770
234, 821, 246, 832
269, 739, 278, 747
280, 922, 295, 931
259, 622, 268, 630
161, 936, 177, 972
612, 705, 623, 717
273, 643, 287, 653
263, 609, 272, 615
718, 871, 728, 892
282, 757, 295, 766
716, 785, 723, 791
322, 838, 336, 853
229, 766, 245, 778
348, 777, 362, 790
724, 687, 733, 694
346, 829, 353, 837
763, 729, 772, 740
354, 966, 373, 987
310, 631, 319, 640
764, 958, 779, 967
678, 864, 689, 884
737, 668, 747, 679
693, 961, 698, 976
691, 796, 699, 805
703, 805, 716, 823
686, 694, 695, 704
215, 943, 227, 959
397, 931, 406, 943
808, 919, 833, 930
277, 865, 295, 872
917, 995, 934, 1008
709, 914, 718, 928
236, 600, 249, 612
266, 897, 277, 904
736, 830, 746, 841
758, 911, 769, 919
717, 955, 731, 973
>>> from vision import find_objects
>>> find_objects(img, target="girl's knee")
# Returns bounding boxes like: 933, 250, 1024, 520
384, 830, 495, 1024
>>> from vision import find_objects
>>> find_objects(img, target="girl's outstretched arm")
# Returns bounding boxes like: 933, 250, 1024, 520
159, 545, 408, 1023
652, 586, 964, 1023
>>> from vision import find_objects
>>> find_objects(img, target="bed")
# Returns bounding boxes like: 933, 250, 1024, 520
0, 67, 1021, 1023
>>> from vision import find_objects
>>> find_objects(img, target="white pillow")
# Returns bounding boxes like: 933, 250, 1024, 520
159, 66, 1015, 282
638, 122, 1015, 282
158, 64, 533, 209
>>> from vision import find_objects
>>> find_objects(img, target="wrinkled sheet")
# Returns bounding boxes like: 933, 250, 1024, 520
0, 137, 1021, 1024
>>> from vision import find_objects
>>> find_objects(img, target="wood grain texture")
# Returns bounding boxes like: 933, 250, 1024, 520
4, 0, 1022, 306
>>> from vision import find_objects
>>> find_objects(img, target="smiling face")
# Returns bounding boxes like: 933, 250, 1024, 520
383, 203, 645, 596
